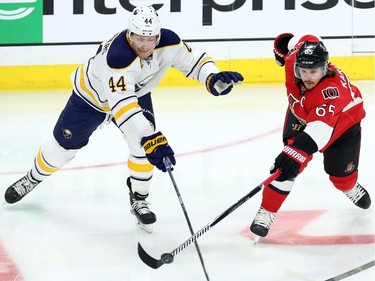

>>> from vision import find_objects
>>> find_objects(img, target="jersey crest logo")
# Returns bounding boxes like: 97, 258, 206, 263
134, 74, 155, 92
287, 93, 307, 125
322, 87, 340, 100
288, 93, 305, 109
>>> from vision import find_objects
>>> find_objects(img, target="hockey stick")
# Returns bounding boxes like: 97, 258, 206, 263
138, 170, 281, 269
162, 157, 210, 281
324, 260, 374, 281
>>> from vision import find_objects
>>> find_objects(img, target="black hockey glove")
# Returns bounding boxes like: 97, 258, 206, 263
206, 71, 244, 96
273, 33, 294, 66
270, 145, 309, 182
141, 131, 176, 172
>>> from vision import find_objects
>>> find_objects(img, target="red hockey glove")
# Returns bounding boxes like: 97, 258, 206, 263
141, 131, 176, 172
206, 71, 244, 96
270, 145, 309, 181
273, 33, 294, 66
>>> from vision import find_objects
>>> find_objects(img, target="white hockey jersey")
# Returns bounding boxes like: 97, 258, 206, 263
71, 28, 219, 142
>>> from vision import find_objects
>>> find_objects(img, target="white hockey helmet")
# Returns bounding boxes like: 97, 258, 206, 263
128, 5, 161, 39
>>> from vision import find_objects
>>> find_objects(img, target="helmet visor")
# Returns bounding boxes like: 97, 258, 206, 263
294, 63, 328, 79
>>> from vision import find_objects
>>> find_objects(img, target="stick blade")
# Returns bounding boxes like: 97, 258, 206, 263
137, 242, 164, 269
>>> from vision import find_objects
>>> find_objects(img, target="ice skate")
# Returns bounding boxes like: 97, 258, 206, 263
250, 207, 276, 244
127, 178, 156, 233
344, 183, 371, 209
4, 171, 40, 204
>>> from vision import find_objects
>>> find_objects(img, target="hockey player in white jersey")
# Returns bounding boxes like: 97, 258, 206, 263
4, 6, 243, 232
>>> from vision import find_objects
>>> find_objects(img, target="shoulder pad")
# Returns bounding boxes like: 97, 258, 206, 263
107, 31, 137, 69
157, 28, 181, 49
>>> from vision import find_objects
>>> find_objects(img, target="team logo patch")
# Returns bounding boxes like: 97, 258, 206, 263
134, 74, 155, 92
322, 87, 340, 100
344, 162, 355, 173
62, 128, 72, 139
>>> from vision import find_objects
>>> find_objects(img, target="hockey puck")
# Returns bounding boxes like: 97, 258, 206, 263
161, 253, 174, 264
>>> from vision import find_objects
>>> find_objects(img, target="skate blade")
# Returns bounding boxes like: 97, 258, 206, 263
136, 220, 153, 233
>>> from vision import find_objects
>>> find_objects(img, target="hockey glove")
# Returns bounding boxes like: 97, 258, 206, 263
206, 71, 244, 96
141, 132, 176, 172
273, 33, 294, 66
270, 145, 309, 181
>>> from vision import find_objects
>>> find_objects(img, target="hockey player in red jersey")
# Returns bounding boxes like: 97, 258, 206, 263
4, 5, 243, 233
250, 33, 371, 242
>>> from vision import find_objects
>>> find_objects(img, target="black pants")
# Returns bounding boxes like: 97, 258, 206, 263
283, 109, 361, 177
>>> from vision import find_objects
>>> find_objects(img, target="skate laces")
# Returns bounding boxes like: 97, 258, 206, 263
344, 184, 366, 204
253, 207, 276, 229
132, 199, 153, 215
13, 175, 37, 196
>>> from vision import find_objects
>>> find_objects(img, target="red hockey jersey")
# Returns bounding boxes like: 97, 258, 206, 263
283, 36, 366, 152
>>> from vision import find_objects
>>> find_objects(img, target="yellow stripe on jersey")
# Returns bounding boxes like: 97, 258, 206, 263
36, 149, 60, 173
128, 159, 154, 173
79, 66, 111, 112
198, 57, 213, 67
113, 101, 140, 121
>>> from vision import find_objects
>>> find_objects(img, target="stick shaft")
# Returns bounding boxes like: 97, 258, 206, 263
163, 158, 210, 281
324, 260, 374, 281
